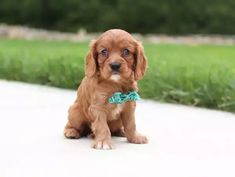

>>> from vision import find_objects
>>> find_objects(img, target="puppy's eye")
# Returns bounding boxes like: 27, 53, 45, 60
101, 48, 108, 57
123, 48, 130, 57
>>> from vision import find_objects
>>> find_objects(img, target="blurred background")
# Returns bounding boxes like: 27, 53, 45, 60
0, 0, 235, 113
1, 0, 235, 34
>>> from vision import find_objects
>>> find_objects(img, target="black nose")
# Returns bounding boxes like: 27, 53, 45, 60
110, 62, 121, 71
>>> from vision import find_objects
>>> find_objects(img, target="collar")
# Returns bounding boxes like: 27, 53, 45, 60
108, 91, 140, 104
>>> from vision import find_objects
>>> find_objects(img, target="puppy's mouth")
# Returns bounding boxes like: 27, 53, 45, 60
110, 75, 121, 82
112, 71, 120, 75
110, 72, 121, 82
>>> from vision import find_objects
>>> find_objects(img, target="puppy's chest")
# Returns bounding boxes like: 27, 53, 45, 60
108, 104, 124, 120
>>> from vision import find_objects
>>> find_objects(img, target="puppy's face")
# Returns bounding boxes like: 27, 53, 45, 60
86, 29, 147, 82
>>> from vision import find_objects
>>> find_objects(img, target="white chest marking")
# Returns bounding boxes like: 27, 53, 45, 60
112, 104, 124, 117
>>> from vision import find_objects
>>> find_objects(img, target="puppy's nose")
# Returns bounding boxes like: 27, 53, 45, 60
110, 62, 121, 71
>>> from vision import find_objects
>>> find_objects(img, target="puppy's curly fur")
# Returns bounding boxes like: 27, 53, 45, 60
64, 29, 148, 149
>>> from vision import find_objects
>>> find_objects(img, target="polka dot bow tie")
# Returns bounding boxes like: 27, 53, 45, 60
108, 91, 140, 104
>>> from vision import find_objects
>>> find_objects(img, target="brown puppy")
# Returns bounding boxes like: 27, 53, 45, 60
64, 29, 148, 149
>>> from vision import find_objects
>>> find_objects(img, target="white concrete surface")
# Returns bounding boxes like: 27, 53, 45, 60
0, 80, 235, 177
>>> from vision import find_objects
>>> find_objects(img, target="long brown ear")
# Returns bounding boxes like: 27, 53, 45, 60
134, 41, 147, 80
85, 40, 97, 78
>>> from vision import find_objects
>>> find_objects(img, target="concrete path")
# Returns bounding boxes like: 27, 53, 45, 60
0, 80, 234, 177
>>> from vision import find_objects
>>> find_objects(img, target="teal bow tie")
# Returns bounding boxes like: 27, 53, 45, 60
108, 91, 140, 104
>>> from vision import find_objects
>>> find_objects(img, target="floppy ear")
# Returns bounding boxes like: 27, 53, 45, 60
85, 40, 98, 78
134, 42, 147, 80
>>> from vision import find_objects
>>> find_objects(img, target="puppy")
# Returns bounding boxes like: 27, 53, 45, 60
64, 29, 148, 149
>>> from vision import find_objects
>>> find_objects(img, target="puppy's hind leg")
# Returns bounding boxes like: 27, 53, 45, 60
64, 122, 81, 139
64, 103, 85, 139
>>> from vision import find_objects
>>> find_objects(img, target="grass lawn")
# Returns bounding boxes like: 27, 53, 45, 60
0, 39, 235, 112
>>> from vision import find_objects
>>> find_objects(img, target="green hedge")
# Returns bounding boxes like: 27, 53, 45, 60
0, 39, 235, 112
0, 0, 235, 34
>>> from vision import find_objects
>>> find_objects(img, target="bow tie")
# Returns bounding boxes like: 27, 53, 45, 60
108, 91, 140, 104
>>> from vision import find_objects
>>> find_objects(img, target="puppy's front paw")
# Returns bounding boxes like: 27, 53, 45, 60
92, 139, 114, 150
128, 133, 148, 144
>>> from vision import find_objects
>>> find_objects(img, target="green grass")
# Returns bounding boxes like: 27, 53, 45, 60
0, 39, 235, 112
